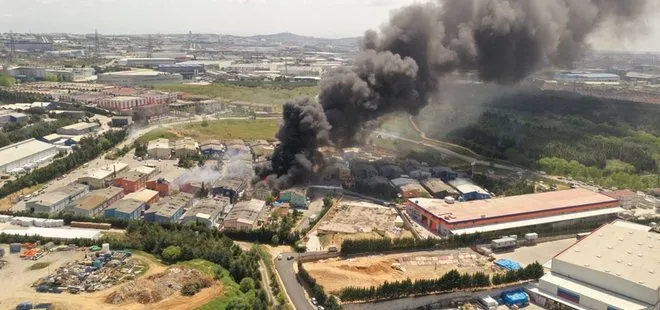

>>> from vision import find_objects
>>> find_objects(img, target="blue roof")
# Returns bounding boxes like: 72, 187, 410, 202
500, 289, 529, 306
495, 259, 522, 271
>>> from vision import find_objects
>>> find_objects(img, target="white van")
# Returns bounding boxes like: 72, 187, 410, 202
477, 295, 498, 310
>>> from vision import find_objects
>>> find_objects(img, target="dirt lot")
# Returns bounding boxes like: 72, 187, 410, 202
315, 199, 412, 249
0, 246, 221, 310
304, 248, 493, 293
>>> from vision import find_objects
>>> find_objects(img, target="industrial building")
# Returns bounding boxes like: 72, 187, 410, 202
56, 122, 100, 136
26, 184, 89, 214
158, 63, 205, 78
200, 140, 225, 158
173, 138, 198, 158
68, 186, 125, 217
0, 138, 59, 173
406, 188, 622, 236
421, 178, 460, 199
223, 199, 266, 230
212, 178, 247, 203
123, 189, 160, 206
113, 171, 147, 194
0, 111, 28, 125
145, 192, 193, 223
98, 96, 146, 110
391, 177, 430, 199
97, 70, 183, 86
147, 138, 171, 159
118, 58, 176, 67
103, 198, 145, 220
79, 166, 122, 189
278, 187, 309, 208
447, 177, 491, 201
532, 220, 659, 310
11, 39, 53, 51
110, 116, 133, 127
146, 178, 172, 197
182, 197, 230, 227
554, 71, 621, 85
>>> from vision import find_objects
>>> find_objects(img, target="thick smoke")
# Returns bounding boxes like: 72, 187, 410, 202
257, 0, 650, 189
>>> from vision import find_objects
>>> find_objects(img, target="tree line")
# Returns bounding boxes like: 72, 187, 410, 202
297, 260, 341, 310
0, 129, 127, 198
340, 237, 436, 256
0, 118, 79, 147
0, 89, 51, 104
339, 262, 544, 302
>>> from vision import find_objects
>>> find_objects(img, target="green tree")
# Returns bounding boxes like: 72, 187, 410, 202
239, 277, 255, 293
0, 133, 11, 148
43, 73, 59, 82
0, 73, 16, 87
161, 245, 182, 263
226, 297, 252, 310
265, 195, 275, 205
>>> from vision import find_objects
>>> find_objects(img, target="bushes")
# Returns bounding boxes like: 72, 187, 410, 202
340, 237, 436, 255
181, 278, 212, 296
339, 262, 545, 302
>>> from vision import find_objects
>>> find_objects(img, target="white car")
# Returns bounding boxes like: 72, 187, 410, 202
277, 255, 282, 260
311, 297, 317, 305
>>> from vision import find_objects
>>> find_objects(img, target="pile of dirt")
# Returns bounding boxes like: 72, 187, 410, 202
105, 266, 211, 305
339, 261, 392, 274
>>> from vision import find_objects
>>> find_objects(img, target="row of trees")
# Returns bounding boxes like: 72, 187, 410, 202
339, 262, 544, 302
340, 237, 436, 255
224, 210, 302, 245
0, 89, 50, 103
0, 129, 127, 198
0, 118, 78, 147
297, 260, 341, 310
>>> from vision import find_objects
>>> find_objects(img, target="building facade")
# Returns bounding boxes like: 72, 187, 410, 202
0, 139, 59, 173
103, 198, 145, 220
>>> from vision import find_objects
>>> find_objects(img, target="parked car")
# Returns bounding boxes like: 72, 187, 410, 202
287, 255, 294, 260
311, 297, 317, 305
277, 255, 282, 260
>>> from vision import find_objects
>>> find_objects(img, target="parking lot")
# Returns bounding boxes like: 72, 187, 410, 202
493, 238, 577, 266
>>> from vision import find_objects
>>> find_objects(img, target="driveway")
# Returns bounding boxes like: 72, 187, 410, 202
296, 199, 324, 231
274, 254, 315, 310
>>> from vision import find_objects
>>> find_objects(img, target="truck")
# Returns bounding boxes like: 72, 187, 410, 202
491, 237, 517, 250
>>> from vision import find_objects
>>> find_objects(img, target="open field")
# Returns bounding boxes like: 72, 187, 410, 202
304, 248, 492, 293
176, 119, 279, 141
0, 246, 223, 310
154, 83, 318, 104
137, 119, 279, 143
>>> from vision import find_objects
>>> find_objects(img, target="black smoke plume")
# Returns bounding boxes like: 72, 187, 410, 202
256, 0, 650, 189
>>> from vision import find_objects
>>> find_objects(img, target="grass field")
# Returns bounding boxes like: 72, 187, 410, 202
135, 127, 180, 144
191, 260, 248, 310
154, 83, 318, 104
176, 119, 279, 141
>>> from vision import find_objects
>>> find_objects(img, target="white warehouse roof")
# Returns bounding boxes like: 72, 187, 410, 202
0, 138, 57, 170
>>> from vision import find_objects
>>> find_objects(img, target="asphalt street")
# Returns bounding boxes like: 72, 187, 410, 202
274, 254, 316, 310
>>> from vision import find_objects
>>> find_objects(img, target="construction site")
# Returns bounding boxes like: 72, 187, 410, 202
303, 248, 495, 293
315, 199, 412, 248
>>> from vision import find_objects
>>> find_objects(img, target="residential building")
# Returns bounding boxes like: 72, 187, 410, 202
182, 197, 230, 227
173, 138, 198, 158
123, 189, 160, 206
145, 192, 193, 223
278, 187, 309, 208
147, 138, 171, 159
406, 188, 621, 236
533, 220, 659, 310
103, 198, 145, 220
223, 199, 266, 230
68, 186, 124, 217
447, 177, 491, 201
56, 122, 100, 136
97, 71, 183, 86
26, 184, 89, 214
0, 138, 59, 173
212, 178, 247, 203
421, 178, 460, 199
114, 171, 147, 194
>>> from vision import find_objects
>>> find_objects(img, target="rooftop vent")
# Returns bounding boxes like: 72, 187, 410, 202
650, 270, 655, 274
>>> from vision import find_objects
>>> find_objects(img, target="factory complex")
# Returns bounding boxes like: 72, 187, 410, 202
406, 188, 621, 236
530, 220, 659, 310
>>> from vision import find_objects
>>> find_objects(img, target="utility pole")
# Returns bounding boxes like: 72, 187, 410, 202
94, 29, 100, 58
9, 30, 15, 63
146, 34, 153, 58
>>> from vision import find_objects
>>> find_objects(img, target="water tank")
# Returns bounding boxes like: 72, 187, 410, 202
102, 243, 110, 253
9, 243, 21, 253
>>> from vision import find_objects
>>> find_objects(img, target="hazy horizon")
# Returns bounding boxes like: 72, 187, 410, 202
3, 0, 660, 52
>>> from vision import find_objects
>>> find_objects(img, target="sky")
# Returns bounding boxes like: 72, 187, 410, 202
2, 0, 660, 51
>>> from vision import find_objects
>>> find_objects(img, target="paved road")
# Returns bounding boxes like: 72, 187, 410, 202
274, 254, 315, 310
375, 131, 521, 173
